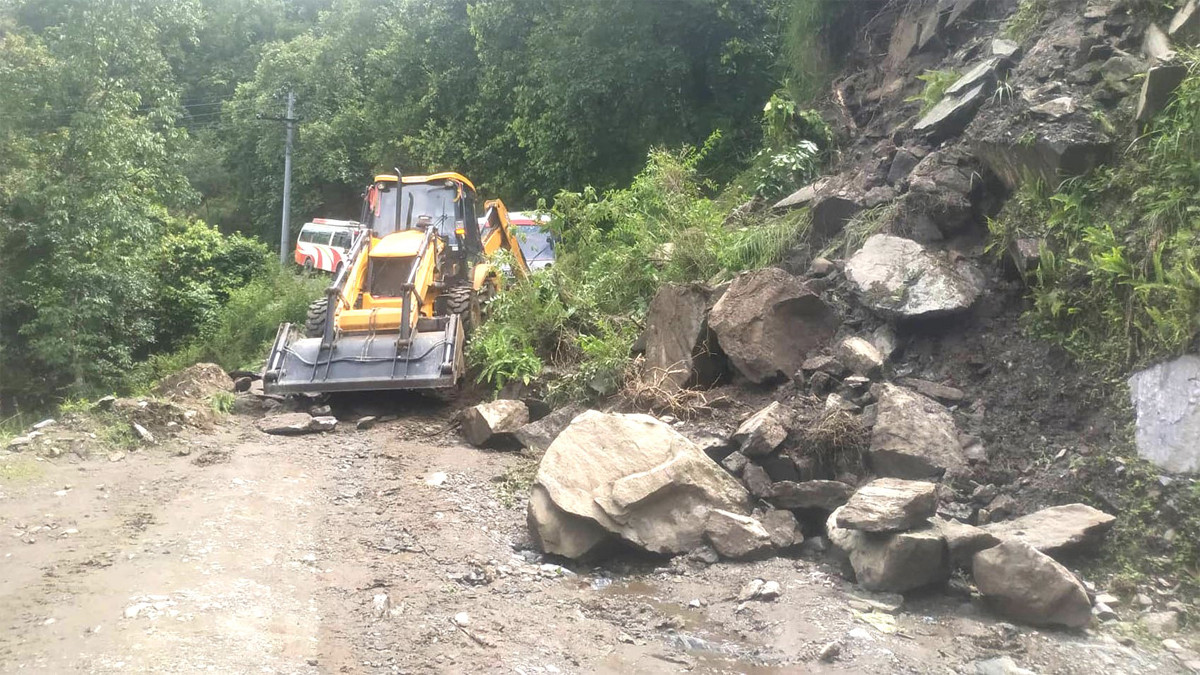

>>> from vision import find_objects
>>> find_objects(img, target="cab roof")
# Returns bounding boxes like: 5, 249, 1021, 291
373, 172, 476, 192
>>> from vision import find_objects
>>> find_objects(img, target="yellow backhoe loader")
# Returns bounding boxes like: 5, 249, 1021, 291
263, 171, 529, 394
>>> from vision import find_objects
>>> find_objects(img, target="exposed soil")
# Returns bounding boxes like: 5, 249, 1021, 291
1, 398, 1193, 673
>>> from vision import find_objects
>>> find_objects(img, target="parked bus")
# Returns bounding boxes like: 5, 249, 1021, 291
294, 219, 368, 275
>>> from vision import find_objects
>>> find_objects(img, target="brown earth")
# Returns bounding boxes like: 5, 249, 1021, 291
0, 398, 1193, 674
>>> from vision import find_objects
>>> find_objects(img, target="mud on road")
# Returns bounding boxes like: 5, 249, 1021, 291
0, 401, 1190, 673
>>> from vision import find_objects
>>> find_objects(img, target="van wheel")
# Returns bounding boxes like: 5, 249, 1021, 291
333, 262, 344, 278
304, 297, 329, 338
303, 258, 315, 274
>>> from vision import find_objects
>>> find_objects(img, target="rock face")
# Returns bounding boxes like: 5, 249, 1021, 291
641, 284, 725, 389
868, 384, 966, 479
974, 138, 1112, 191
973, 541, 1093, 628
769, 480, 855, 510
709, 268, 837, 383
1128, 355, 1200, 472
462, 399, 529, 447
527, 411, 749, 558
828, 509, 950, 593
732, 401, 789, 457
513, 405, 585, 453
983, 504, 1116, 558
844, 235, 983, 319
705, 510, 773, 559
836, 478, 938, 533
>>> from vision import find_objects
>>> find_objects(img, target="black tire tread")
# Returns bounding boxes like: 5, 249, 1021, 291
304, 297, 329, 338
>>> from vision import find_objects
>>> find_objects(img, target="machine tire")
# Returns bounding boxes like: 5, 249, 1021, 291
445, 284, 476, 333
333, 262, 345, 278
304, 297, 329, 338
303, 257, 315, 274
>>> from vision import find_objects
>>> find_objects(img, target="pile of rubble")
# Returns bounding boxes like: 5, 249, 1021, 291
5, 363, 226, 457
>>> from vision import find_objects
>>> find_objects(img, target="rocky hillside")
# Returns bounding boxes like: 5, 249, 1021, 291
452, 0, 1200, 662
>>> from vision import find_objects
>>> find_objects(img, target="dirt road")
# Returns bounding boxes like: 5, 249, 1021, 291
0, 401, 1191, 673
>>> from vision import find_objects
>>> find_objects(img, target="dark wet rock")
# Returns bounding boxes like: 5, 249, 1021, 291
769, 480, 855, 510
1170, 0, 1199, 43
914, 83, 989, 141
709, 268, 838, 383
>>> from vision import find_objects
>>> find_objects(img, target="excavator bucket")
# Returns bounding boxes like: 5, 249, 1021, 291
262, 315, 465, 395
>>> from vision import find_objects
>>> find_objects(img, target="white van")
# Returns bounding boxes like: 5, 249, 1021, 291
294, 219, 367, 275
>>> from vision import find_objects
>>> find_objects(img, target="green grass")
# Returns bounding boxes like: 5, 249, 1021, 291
907, 69, 961, 115
209, 391, 235, 415
131, 264, 325, 391
990, 53, 1200, 375
1003, 0, 1049, 43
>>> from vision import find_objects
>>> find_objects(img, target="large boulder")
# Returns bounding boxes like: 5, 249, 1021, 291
1129, 355, 1200, 472
641, 284, 725, 389
528, 411, 749, 557
732, 401, 789, 457
836, 337, 885, 376
836, 478, 938, 533
973, 541, 1092, 628
513, 405, 585, 453
705, 510, 774, 559
709, 268, 838, 383
973, 137, 1112, 191
983, 504, 1116, 558
844, 235, 983, 319
462, 399, 529, 447
868, 384, 966, 479
828, 508, 950, 593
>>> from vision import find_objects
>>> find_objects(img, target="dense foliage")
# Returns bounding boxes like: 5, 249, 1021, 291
469, 146, 811, 398
990, 53, 1200, 375
0, 0, 802, 413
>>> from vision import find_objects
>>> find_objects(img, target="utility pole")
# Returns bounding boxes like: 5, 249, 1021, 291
260, 91, 300, 265
279, 91, 296, 266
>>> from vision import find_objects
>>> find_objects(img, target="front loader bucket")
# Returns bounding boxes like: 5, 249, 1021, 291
262, 316, 465, 395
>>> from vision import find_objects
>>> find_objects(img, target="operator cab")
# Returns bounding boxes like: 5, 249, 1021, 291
362, 174, 483, 258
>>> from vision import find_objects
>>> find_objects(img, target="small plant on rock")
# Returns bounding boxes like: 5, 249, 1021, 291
908, 69, 961, 115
